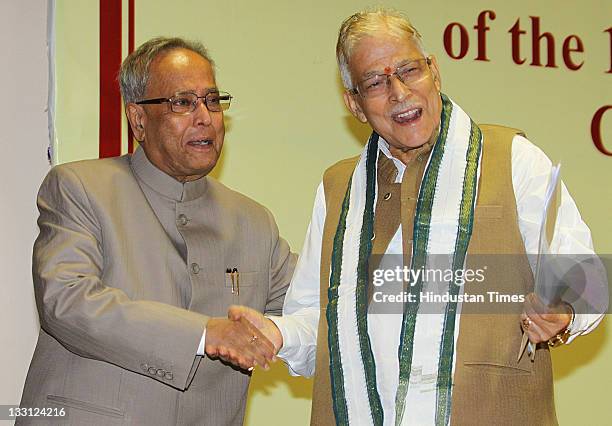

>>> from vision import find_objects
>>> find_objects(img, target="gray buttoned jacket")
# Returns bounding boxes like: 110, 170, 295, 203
19, 148, 296, 425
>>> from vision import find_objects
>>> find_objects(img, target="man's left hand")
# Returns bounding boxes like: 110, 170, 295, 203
520, 292, 572, 344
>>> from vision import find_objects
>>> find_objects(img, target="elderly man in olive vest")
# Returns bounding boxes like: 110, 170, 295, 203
231, 9, 606, 426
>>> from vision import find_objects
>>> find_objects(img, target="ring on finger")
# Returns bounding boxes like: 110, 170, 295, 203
522, 317, 532, 330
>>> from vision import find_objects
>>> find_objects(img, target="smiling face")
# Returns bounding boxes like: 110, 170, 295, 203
126, 48, 225, 182
343, 33, 442, 154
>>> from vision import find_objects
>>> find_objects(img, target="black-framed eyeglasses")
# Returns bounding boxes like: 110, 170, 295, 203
351, 57, 432, 99
135, 91, 232, 113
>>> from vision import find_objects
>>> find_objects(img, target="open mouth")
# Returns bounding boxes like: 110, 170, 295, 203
187, 139, 213, 147
392, 108, 422, 124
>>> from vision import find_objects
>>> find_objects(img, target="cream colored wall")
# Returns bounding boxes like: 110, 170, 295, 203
52, 0, 611, 424
53, 0, 99, 163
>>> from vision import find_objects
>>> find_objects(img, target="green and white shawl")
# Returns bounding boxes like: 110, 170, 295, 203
326, 94, 483, 426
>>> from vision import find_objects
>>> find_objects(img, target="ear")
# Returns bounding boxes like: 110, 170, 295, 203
343, 91, 368, 123
125, 103, 146, 142
429, 55, 442, 93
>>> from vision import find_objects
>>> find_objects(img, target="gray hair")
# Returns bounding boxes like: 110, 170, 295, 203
336, 9, 427, 90
119, 37, 214, 104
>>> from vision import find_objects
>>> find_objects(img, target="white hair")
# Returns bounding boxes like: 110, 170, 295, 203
336, 8, 428, 89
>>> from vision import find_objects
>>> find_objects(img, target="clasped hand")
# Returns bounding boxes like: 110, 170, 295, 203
520, 292, 573, 344
204, 306, 283, 371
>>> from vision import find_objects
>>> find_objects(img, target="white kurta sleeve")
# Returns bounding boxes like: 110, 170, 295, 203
511, 135, 607, 342
268, 182, 326, 376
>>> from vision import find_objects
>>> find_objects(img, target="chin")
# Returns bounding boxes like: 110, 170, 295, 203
405, 128, 436, 147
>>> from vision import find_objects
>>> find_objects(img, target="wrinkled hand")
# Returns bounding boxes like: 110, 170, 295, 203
205, 317, 276, 370
228, 305, 283, 354
520, 293, 573, 344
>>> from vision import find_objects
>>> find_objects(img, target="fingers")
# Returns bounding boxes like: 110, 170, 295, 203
520, 313, 531, 332
520, 312, 547, 344
228, 305, 282, 353
215, 347, 257, 371
205, 317, 276, 371
521, 293, 572, 343
227, 305, 243, 321
229, 304, 265, 329
232, 319, 272, 369
228, 304, 258, 321
211, 341, 256, 371
228, 305, 283, 351
239, 317, 276, 355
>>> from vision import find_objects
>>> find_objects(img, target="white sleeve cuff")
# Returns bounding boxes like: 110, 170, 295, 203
197, 329, 206, 356
268, 314, 317, 377
566, 313, 604, 344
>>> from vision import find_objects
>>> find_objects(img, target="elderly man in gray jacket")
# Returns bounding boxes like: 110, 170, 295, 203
18, 37, 295, 426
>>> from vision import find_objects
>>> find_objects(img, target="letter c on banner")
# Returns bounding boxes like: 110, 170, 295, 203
591, 105, 612, 156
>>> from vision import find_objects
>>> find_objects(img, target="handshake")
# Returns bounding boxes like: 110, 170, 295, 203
204, 306, 283, 371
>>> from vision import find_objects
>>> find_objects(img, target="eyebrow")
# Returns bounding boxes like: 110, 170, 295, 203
173, 88, 220, 96
359, 58, 424, 79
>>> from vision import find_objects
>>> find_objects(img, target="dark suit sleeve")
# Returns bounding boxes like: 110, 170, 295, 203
33, 166, 206, 391
262, 208, 297, 316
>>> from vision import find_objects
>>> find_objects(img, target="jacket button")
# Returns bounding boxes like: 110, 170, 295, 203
148, 367, 157, 375
164, 372, 174, 380
191, 263, 200, 274
383, 192, 392, 201
177, 214, 189, 226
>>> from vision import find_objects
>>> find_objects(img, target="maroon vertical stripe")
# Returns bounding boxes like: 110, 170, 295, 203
99, 0, 123, 158
127, 0, 135, 153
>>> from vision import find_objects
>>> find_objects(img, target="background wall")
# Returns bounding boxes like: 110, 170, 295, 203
3, 0, 609, 425
0, 1, 49, 424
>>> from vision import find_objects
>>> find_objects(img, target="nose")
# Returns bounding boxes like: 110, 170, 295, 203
193, 98, 213, 126
388, 74, 411, 102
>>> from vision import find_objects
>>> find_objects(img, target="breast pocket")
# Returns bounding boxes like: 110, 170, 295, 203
463, 360, 532, 376
224, 271, 268, 309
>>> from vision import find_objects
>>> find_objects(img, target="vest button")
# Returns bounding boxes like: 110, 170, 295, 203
191, 263, 201, 274
177, 214, 189, 226
383, 192, 392, 201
